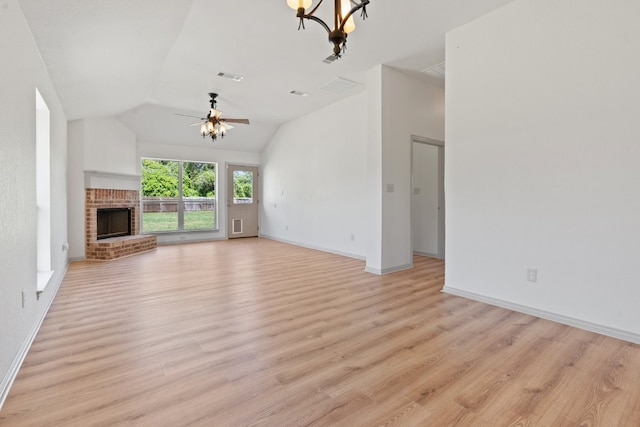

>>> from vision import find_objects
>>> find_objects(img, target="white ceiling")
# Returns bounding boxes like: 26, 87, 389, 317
19, 0, 514, 152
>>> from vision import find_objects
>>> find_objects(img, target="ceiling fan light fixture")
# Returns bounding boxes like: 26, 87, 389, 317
189, 92, 250, 142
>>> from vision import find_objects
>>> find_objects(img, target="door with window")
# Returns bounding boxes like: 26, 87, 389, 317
227, 164, 259, 238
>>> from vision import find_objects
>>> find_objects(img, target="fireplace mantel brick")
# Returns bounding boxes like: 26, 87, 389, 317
85, 188, 156, 261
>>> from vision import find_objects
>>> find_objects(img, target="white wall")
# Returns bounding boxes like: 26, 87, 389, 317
67, 117, 138, 259
365, 66, 384, 269
0, 0, 68, 406
137, 141, 260, 244
445, 0, 640, 342
379, 66, 445, 272
261, 93, 368, 259
261, 68, 444, 268
67, 121, 85, 259
84, 117, 138, 175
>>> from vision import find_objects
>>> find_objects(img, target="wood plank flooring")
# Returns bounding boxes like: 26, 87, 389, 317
1, 238, 639, 426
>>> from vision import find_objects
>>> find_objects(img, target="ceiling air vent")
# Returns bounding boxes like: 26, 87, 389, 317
420, 62, 446, 80
319, 77, 363, 94
322, 55, 338, 64
289, 90, 310, 97
217, 72, 244, 82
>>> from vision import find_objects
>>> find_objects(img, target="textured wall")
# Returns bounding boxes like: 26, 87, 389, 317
0, 0, 68, 406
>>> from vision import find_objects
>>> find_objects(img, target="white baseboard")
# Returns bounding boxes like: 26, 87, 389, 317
364, 266, 382, 275
0, 263, 68, 410
364, 263, 413, 276
442, 286, 640, 345
157, 236, 228, 246
260, 235, 365, 261
384, 264, 413, 274
413, 251, 441, 259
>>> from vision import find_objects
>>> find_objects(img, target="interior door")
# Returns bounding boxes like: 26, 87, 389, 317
227, 164, 259, 238
411, 139, 445, 258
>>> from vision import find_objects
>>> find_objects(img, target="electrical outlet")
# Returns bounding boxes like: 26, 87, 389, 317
350, 234, 355, 241
526, 268, 538, 283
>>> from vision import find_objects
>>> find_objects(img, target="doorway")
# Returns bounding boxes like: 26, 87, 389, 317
226, 164, 259, 238
411, 136, 444, 259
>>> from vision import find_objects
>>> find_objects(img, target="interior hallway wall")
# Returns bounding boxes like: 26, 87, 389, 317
445, 0, 640, 342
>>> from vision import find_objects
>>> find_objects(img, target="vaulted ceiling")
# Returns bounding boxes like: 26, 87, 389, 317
19, 0, 514, 151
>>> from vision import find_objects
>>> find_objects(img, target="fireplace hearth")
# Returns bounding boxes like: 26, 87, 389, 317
85, 188, 156, 260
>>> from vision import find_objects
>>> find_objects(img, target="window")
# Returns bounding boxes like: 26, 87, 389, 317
233, 170, 253, 204
141, 159, 217, 233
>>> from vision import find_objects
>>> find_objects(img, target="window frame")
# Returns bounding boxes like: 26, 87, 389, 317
140, 158, 218, 234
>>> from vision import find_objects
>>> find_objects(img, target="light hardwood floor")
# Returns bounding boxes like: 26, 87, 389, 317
1, 238, 639, 426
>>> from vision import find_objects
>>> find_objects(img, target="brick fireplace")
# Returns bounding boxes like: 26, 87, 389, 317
85, 188, 156, 260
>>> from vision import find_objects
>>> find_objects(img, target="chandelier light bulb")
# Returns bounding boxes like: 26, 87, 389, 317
340, 0, 356, 33
200, 123, 207, 136
287, 0, 312, 10
207, 121, 214, 133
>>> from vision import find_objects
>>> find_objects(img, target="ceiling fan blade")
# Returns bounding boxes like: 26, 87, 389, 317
221, 118, 250, 125
220, 123, 234, 130
188, 121, 206, 126
174, 113, 206, 120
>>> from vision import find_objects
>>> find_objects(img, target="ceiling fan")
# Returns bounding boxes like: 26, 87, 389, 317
176, 93, 250, 141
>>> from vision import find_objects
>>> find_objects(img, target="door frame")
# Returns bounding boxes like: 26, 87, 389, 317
410, 135, 445, 259
225, 162, 261, 239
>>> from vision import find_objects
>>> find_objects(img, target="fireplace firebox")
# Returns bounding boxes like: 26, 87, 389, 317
97, 208, 132, 240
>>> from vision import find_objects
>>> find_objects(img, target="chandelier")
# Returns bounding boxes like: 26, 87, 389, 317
287, 0, 370, 59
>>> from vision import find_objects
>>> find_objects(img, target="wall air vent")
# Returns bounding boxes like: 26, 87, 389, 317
217, 72, 244, 82
289, 90, 310, 97
420, 62, 446, 80
319, 77, 363, 94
